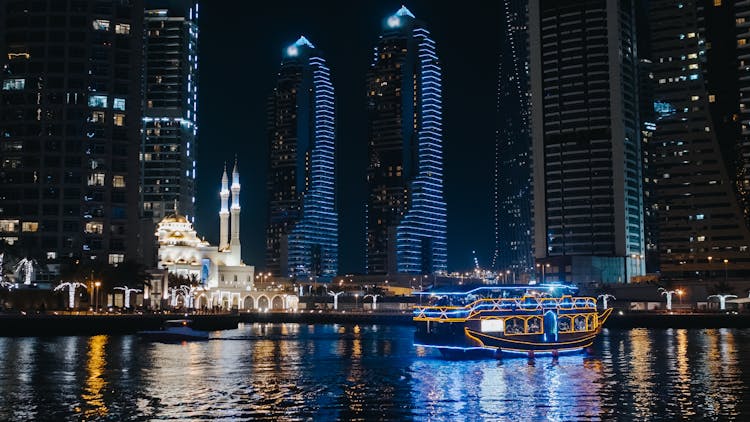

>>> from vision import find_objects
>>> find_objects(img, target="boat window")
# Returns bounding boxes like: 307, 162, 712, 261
558, 317, 572, 332
574, 315, 587, 331
505, 317, 524, 334
527, 316, 543, 334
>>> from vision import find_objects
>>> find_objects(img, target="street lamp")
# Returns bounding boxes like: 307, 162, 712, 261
708, 256, 713, 279
724, 259, 729, 282
676, 288, 684, 305
354, 293, 359, 310
94, 281, 101, 311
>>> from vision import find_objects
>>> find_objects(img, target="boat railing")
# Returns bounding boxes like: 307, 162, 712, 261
413, 296, 597, 321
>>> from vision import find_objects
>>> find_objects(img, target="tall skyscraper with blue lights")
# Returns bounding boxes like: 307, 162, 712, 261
266, 36, 338, 280
365, 6, 447, 275
493, 0, 533, 277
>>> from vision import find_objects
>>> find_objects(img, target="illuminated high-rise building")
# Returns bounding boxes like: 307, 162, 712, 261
648, 0, 750, 279
529, 0, 644, 283
141, 0, 198, 222
365, 6, 447, 275
493, 0, 533, 277
266, 36, 338, 279
0, 0, 143, 268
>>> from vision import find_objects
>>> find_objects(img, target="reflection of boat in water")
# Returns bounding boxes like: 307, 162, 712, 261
413, 284, 613, 358
137, 319, 210, 342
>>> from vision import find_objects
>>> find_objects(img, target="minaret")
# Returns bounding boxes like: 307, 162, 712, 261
230, 158, 241, 259
219, 163, 230, 251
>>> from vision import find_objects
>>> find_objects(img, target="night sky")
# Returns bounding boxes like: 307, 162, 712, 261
195, 1, 502, 273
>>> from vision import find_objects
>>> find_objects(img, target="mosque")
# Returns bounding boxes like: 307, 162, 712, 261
151, 161, 298, 311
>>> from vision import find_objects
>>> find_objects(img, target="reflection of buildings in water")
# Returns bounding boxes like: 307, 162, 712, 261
626, 329, 657, 417
674, 330, 696, 417
698, 329, 739, 417
81, 335, 108, 418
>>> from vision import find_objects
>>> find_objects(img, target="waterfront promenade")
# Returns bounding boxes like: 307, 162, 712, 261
2, 309, 750, 336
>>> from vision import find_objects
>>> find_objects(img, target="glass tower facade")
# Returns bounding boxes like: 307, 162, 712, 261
648, 0, 750, 279
529, 0, 645, 283
266, 36, 338, 280
141, 1, 198, 222
493, 0, 534, 276
0, 0, 143, 267
365, 7, 447, 275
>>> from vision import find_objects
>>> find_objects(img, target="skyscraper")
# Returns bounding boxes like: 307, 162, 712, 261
648, 0, 750, 279
529, 0, 645, 283
365, 6, 447, 275
493, 0, 533, 277
266, 36, 338, 279
141, 0, 198, 222
0, 0, 143, 268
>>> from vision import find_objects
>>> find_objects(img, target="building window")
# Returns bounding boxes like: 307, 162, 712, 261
108, 254, 125, 264
113, 113, 125, 126
93, 19, 110, 31
88, 95, 108, 108
88, 173, 106, 186
92, 111, 105, 123
709, 95, 716, 103
113, 98, 126, 110
2, 78, 24, 90
714, 0, 722, 5
113, 175, 126, 188
0, 219, 19, 232
697, 235, 706, 242
739, 39, 747, 46
46, 252, 57, 260
233, 275, 238, 282
21, 222, 39, 232
85, 222, 104, 234
114, 23, 130, 35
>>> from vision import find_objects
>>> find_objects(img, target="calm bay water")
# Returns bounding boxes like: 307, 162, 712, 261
0, 324, 748, 421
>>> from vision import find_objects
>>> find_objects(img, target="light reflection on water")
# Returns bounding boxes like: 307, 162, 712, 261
0, 325, 747, 420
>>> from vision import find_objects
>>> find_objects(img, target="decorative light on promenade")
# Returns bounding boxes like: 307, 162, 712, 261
364, 294, 380, 310
328, 290, 344, 310
597, 294, 616, 310
55, 282, 86, 309
14, 257, 36, 285
114, 286, 142, 309
658, 288, 677, 310
707, 294, 737, 311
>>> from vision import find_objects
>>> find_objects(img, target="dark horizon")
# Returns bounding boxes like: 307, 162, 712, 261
195, 1, 502, 273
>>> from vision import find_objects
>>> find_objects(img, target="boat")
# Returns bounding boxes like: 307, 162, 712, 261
413, 283, 613, 358
137, 319, 210, 342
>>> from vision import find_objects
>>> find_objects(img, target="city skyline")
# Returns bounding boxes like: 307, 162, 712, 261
193, 1, 502, 273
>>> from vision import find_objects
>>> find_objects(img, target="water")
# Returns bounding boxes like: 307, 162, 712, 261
0, 325, 748, 421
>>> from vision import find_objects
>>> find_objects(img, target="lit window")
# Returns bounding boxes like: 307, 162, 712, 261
113, 113, 125, 126
0, 219, 19, 232
687, 32, 696, 38
709, 95, 716, 103
46, 252, 57, 260
113, 98, 126, 110
108, 254, 125, 264
739, 39, 747, 46
689, 64, 698, 70
113, 175, 126, 188
21, 222, 39, 232
88, 173, 106, 186
696, 214, 705, 220
85, 222, 104, 234
93, 19, 110, 31
714, 0, 721, 5
697, 235, 706, 242
115, 23, 130, 35
691, 95, 699, 101
92, 111, 105, 123
88, 95, 108, 108
2, 78, 24, 90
